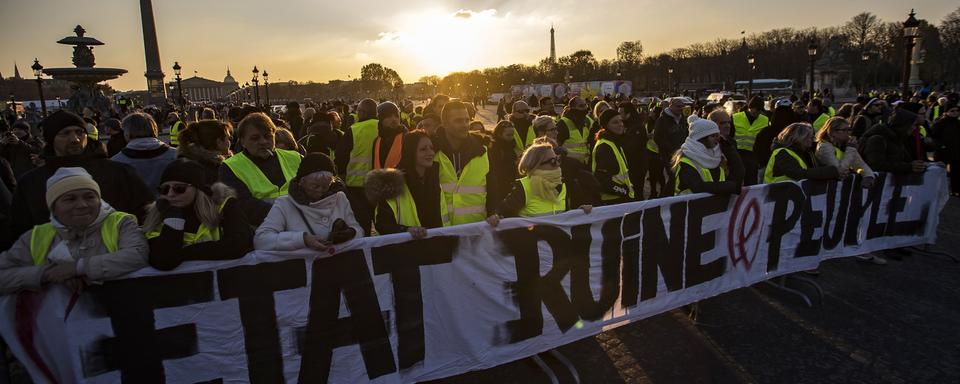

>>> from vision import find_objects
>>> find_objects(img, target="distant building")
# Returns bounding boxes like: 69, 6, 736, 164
166, 68, 239, 102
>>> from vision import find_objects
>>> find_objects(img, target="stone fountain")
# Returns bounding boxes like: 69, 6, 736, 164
42, 25, 127, 113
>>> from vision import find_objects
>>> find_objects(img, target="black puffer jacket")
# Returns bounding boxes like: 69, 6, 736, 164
860, 112, 916, 174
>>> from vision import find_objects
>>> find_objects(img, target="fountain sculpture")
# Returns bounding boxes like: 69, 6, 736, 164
42, 25, 127, 113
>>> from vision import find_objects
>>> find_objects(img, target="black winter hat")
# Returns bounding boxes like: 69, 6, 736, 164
40, 110, 87, 144
599, 108, 620, 128
161, 159, 212, 194
296, 153, 337, 179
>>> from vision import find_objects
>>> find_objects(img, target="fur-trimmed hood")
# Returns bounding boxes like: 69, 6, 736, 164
363, 168, 406, 203
177, 143, 227, 169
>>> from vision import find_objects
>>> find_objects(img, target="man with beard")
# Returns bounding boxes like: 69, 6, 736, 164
852, 98, 884, 138
372, 102, 407, 170
509, 100, 535, 156
557, 97, 593, 165
335, 98, 379, 235
8, 111, 154, 243
435, 101, 494, 225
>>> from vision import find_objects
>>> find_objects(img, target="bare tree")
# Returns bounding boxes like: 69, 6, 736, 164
843, 12, 880, 51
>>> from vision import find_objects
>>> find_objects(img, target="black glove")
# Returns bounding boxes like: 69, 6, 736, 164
328, 218, 357, 244
156, 199, 184, 219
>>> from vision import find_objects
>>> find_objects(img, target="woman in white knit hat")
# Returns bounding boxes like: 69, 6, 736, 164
671, 115, 744, 195
0, 167, 148, 294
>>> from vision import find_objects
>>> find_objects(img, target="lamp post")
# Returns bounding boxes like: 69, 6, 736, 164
244, 82, 250, 103
861, 52, 870, 92
172, 61, 184, 109
747, 54, 756, 99
262, 70, 270, 109
251, 66, 260, 108
667, 67, 674, 95
56, 96, 62, 110
31, 59, 47, 117
901, 9, 920, 98
807, 40, 818, 98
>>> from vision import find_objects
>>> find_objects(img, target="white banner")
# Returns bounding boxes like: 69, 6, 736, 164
1, 168, 948, 383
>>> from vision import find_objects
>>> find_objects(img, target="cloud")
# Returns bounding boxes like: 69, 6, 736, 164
454, 10, 473, 18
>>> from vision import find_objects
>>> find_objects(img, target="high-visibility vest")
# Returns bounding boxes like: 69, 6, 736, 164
559, 116, 593, 164
812, 113, 830, 131
145, 198, 230, 245
437, 151, 489, 225
674, 157, 726, 195
518, 177, 567, 217
223, 149, 302, 200
400, 112, 412, 128
764, 147, 807, 183
385, 184, 450, 228
932, 105, 941, 122
732, 112, 769, 151
345, 119, 379, 187
85, 123, 99, 141
373, 134, 402, 170
592, 138, 635, 201
646, 137, 659, 153
513, 125, 535, 156
29, 211, 133, 265
827, 106, 837, 117
170, 121, 183, 147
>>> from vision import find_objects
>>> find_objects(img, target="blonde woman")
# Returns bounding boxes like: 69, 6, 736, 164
815, 117, 875, 188
487, 143, 593, 226
144, 159, 253, 270
763, 123, 842, 183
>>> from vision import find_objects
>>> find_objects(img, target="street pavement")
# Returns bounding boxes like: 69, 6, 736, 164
431, 108, 960, 384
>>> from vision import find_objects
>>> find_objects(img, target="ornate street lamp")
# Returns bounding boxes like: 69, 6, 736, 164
667, 67, 674, 95
747, 54, 756, 99
173, 61, 184, 109
31, 59, 47, 116
861, 52, 871, 91
807, 40, 818, 97
262, 70, 270, 109
251, 66, 260, 108
901, 9, 920, 97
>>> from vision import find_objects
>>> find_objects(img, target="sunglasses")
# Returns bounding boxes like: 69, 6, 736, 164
539, 157, 561, 167
158, 184, 191, 195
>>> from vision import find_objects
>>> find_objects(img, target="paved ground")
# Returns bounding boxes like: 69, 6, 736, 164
431, 111, 960, 383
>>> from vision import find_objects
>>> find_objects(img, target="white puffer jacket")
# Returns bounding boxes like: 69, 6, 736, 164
254, 185, 363, 251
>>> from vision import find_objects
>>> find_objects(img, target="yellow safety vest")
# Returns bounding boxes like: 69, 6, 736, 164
732, 112, 769, 151
513, 125, 536, 156
559, 116, 593, 164
592, 138, 635, 201
932, 105, 941, 122
518, 177, 567, 217
827, 106, 837, 117
29, 211, 133, 265
384, 184, 450, 228
400, 112, 412, 128
646, 137, 659, 153
437, 151, 489, 225
86, 123, 99, 141
812, 113, 830, 131
764, 147, 807, 183
345, 119, 379, 187
674, 157, 726, 195
170, 121, 183, 147
145, 199, 230, 245
223, 149, 302, 200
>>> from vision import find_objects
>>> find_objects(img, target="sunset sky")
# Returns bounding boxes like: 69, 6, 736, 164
1, 0, 956, 91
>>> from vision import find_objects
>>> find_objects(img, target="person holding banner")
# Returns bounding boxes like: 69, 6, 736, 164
0, 167, 148, 294
763, 122, 842, 184
671, 115, 744, 195
815, 117, 875, 187
255, 153, 362, 252
366, 130, 447, 239
592, 109, 635, 205
435, 101, 493, 225
219, 112, 303, 225
143, 159, 254, 271
487, 142, 593, 224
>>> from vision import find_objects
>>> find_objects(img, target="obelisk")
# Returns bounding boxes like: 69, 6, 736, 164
549, 24, 556, 63
140, 0, 166, 105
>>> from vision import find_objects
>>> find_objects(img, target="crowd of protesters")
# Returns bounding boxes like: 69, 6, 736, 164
0, 85, 956, 294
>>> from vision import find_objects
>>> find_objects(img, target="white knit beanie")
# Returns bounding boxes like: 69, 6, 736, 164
687, 115, 720, 141
45, 167, 101, 208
